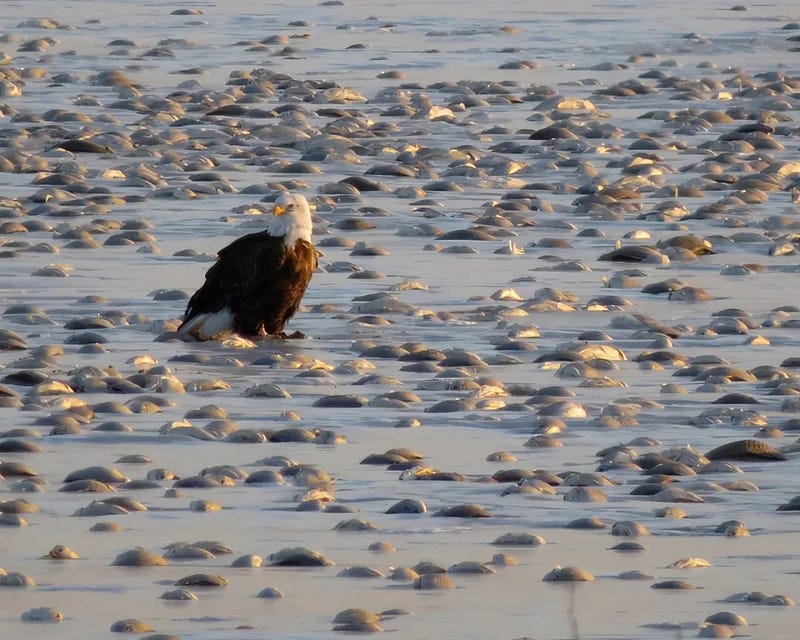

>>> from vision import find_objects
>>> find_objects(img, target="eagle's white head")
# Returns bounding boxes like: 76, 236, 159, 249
267, 192, 313, 246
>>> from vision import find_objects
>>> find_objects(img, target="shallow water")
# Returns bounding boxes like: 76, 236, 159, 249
1, 1, 800, 639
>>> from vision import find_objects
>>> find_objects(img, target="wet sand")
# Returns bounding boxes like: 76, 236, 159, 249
1, 1, 800, 639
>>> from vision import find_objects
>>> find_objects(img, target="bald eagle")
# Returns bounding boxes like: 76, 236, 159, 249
178, 192, 317, 341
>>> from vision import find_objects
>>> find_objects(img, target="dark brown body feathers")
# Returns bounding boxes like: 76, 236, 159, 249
179, 232, 316, 337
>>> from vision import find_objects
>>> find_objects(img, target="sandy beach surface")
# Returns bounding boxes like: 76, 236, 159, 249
1, 1, 800, 638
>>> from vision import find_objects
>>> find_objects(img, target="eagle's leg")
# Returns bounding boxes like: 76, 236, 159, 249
253, 325, 285, 341
254, 328, 301, 340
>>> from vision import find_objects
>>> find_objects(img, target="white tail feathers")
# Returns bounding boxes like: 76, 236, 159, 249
178, 308, 234, 341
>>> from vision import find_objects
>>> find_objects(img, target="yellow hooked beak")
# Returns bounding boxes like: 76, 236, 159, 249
273, 203, 286, 216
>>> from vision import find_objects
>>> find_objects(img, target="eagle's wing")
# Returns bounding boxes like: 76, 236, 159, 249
179, 233, 288, 338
